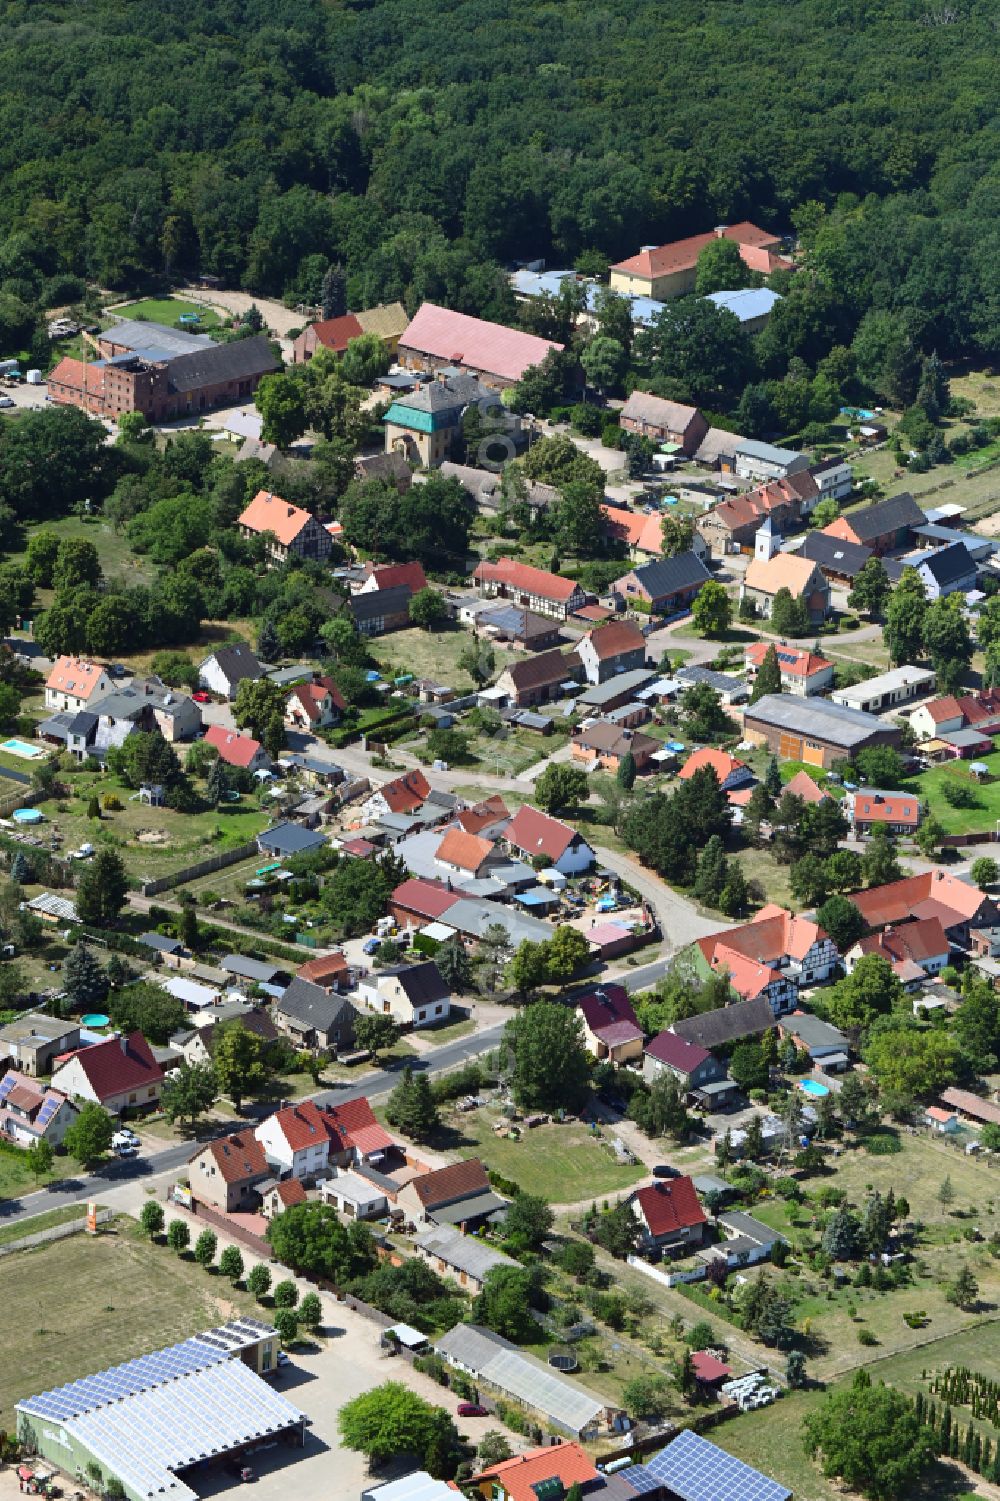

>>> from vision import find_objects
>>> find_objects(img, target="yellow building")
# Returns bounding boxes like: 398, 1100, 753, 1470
609, 222, 788, 301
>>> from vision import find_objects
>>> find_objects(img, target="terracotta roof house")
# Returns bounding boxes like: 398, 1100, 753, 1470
198, 641, 263, 699
255, 1096, 394, 1181
907, 690, 1000, 743
576, 620, 647, 685
744, 641, 834, 697
600, 503, 675, 559
284, 674, 346, 732
747, 470, 819, 521
398, 303, 563, 389
679, 747, 754, 793
390, 877, 462, 928
238, 490, 333, 563
848, 916, 950, 984
0, 1070, 78, 1148
452, 795, 511, 839
643, 1031, 726, 1091
612, 552, 712, 613
261, 1178, 308, 1219
571, 720, 660, 774
204, 724, 271, 773
845, 789, 922, 834
272, 977, 359, 1053
494, 647, 581, 708
697, 493, 763, 558
474, 558, 586, 620
397, 1156, 506, 1229
188, 1130, 270, 1213
50, 1031, 164, 1115
609, 223, 789, 302
358, 561, 429, 595
849, 869, 996, 945
435, 827, 495, 877
671, 995, 776, 1050
505, 805, 595, 875
699, 945, 796, 1014
784, 769, 831, 803
468, 1443, 599, 1501
294, 950, 350, 993
698, 903, 839, 1003
628, 1177, 707, 1254
618, 393, 709, 455
576, 983, 644, 1063
741, 553, 831, 622
291, 303, 410, 363
823, 492, 924, 555
44, 657, 112, 714
363, 769, 433, 821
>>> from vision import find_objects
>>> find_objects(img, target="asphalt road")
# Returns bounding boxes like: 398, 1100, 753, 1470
0, 1021, 509, 1227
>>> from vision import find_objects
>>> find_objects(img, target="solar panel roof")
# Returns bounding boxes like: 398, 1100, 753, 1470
645, 1430, 791, 1501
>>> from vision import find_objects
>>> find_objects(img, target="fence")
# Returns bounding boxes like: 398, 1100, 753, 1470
940, 830, 1000, 849
140, 840, 260, 896
0, 1207, 112, 1258
0, 785, 44, 818
626, 1253, 706, 1288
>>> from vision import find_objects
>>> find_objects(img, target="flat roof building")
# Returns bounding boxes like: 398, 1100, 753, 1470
831, 665, 936, 715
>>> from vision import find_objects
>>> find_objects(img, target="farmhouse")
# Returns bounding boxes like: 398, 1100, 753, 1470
284, 673, 345, 731
618, 392, 708, 455
671, 995, 776, 1049
474, 558, 586, 619
198, 642, 263, 699
799, 529, 876, 584
845, 789, 922, 835
204, 724, 271, 773
745, 641, 834, 696
849, 869, 997, 946
50, 1031, 164, 1115
188, 1130, 271, 1213
397, 303, 563, 389
576, 619, 647, 684
273, 978, 359, 1053
643, 1031, 726, 1092
742, 693, 902, 768
612, 552, 712, 613
415, 1225, 517, 1294
494, 647, 581, 708
571, 721, 659, 774
357, 959, 451, 1029
238, 490, 333, 563
697, 494, 763, 557
823, 492, 924, 555
398, 1158, 506, 1230
44, 657, 112, 713
627, 1177, 707, 1254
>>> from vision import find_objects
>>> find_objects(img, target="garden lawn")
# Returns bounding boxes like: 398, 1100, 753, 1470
900, 752, 1000, 835
368, 624, 518, 692
0, 1218, 254, 1420
712, 1390, 844, 1501
444, 1109, 644, 1203
12, 516, 156, 592
0, 1147, 57, 1203
109, 296, 222, 330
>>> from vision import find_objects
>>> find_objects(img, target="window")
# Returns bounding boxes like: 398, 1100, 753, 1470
129, 1093, 137, 1104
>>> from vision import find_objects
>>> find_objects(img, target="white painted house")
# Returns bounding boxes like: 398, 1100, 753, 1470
356, 960, 451, 1030
44, 657, 112, 714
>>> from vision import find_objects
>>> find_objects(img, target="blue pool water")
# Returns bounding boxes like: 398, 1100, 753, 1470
799, 1078, 830, 1098
1, 738, 45, 759
12, 807, 44, 823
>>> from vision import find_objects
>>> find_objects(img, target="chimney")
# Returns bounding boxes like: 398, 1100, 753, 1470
119, 1035, 129, 1054
714, 224, 729, 238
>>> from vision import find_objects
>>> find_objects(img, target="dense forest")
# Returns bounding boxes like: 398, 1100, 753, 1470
1, 0, 1000, 374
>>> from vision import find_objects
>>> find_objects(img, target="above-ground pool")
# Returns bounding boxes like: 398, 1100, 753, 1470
81, 1013, 110, 1029
12, 807, 44, 824
0, 738, 45, 759
800, 1078, 830, 1098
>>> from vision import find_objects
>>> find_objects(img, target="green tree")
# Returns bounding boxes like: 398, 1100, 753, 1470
972, 856, 999, 889
63, 942, 108, 1011
848, 557, 891, 619
864, 1026, 961, 1099
219, 1245, 244, 1283
194, 1229, 218, 1269
477, 1433, 513, 1468
581, 335, 627, 394
828, 953, 902, 1033
503, 1001, 590, 1112
533, 764, 589, 816
884, 568, 927, 666
273, 1279, 299, 1309
27, 1137, 54, 1181
140, 1200, 165, 1239
354, 1011, 400, 1062
544, 925, 590, 983
267, 1204, 377, 1284
691, 579, 732, 638
434, 936, 473, 993
822, 1204, 860, 1259
622, 1374, 672, 1420
750, 644, 782, 704
273, 1308, 298, 1345
339, 1382, 461, 1476
212, 1022, 268, 1111
923, 593, 973, 693
770, 587, 811, 637
693, 835, 729, 906
167, 1218, 190, 1254
862, 825, 902, 887
161, 1062, 217, 1131
341, 332, 390, 387
256, 372, 307, 447
233, 677, 288, 740
247, 1263, 272, 1301
504, 1194, 554, 1250
508, 938, 549, 999
75, 847, 129, 926
473, 1265, 539, 1342
660, 514, 695, 557
298, 1290, 323, 1333
682, 682, 731, 741
810, 497, 840, 529
816, 893, 867, 950
63, 1102, 113, 1167
385, 1065, 440, 1140
25, 530, 61, 588
790, 854, 831, 908
804, 1369, 936, 1501
946, 1264, 978, 1308
617, 750, 637, 790
408, 588, 447, 629
108, 981, 185, 1045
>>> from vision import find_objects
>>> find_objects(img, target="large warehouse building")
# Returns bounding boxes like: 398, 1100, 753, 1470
742, 692, 902, 769
16, 1319, 305, 1501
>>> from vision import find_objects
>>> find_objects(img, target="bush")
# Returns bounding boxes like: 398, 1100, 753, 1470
841, 616, 860, 631
864, 1129, 902, 1155
857, 1327, 879, 1345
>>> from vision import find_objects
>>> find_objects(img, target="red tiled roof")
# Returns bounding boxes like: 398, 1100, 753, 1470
577, 984, 641, 1042
365, 561, 429, 594
200, 1130, 268, 1185
58, 1030, 163, 1103
410, 1156, 490, 1207
436, 827, 494, 872
399, 303, 562, 384
921, 694, 963, 725
744, 642, 832, 679
599, 505, 666, 556
453, 796, 510, 836
506, 804, 579, 861
850, 792, 920, 827
296, 951, 349, 984
238, 490, 315, 546
583, 619, 647, 661
308, 312, 365, 353
573, 604, 615, 622
341, 838, 376, 857
851, 870, 990, 930
474, 557, 580, 603
274, 1177, 307, 1206
700, 942, 783, 1000
856, 917, 949, 967
691, 1350, 732, 1383
700, 906, 826, 968
381, 769, 432, 814
610, 223, 783, 281
205, 723, 265, 768
287, 675, 346, 721
926, 1106, 955, 1125
941, 1088, 1000, 1126
632, 1177, 706, 1237
784, 770, 830, 804
391, 878, 462, 920
48, 356, 108, 398
45, 657, 107, 698
267, 1096, 392, 1157
645, 1029, 712, 1074
710, 494, 762, 533
472, 1444, 598, 1501
679, 748, 746, 783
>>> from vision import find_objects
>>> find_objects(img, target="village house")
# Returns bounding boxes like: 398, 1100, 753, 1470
811, 454, 854, 502
362, 769, 433, 823
493, 648, 581, 709
679, 747, 754, 793
601, 503, 695, 562
776, 1014, 850, 1072
845, 789, 922, 836
0, 1015, 81, 1077
238, 490, 333, 564
358, 561, 429, 596
254, 1097, 394, 1183
575, 984, 644, 1063
468, 1443, 600, 1501
909, 690, 1000, 743
696, 906, 836, 1017
0, 1070, 78, 1149
744, 641, 834, 697
272, 977, 359, 1053
798, 530, 876, 585
571, 721, 659, 774
357, 960, 451, 1030
50, 1031, 164, 1116
283, 674, 346, 732
576, 620, 647, 684
740, 553, 831, 622
847, 916, 950, 985
187, 1131, 271, 1214
913, 541, 978, 600
618, 393, 709, 455
831, 665, 936, 715
397, 303, 563, 390
291, 301, 409, 362
204, 724, 272, 774
349, 584, 413, 637
733, 439, 810, 484
785, 769, 832, 803
746, 471, 818, 525
259, 1179, 308, 1220
474, 558, 586, 620
671, 995, 777, 1051
643, 1031, 726, 1092
627, 1177, 707, 1255
174, 1006, 278, 1069
293, 950, 352, 994
609, 223, 790, 301
505, 804, 595, 874
697, 494, 763, 558
397, 1158, 505, 1230
384, 374, 512, 467
612, 552, 712, 614
415, 1225, 518, 1295
822, 491, 924, 555
389, 877, 462, 929
742, 693, 902, 769
198, 642, 264, 699
434, 827, 495, 879
44, 657, 112, 714
476, 603, 563, 650
850, 869, 997, 947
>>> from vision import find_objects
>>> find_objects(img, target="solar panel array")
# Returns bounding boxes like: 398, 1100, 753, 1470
19, 1336, 230, 1423
35, 1095, 62, 1129
0, 1074, 16, 1104
644, 1429, 791, 1501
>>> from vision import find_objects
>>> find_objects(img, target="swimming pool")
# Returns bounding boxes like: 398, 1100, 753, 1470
12, 807, 44, 824
1, 738, 45, 759
799, 1078, 830, 1098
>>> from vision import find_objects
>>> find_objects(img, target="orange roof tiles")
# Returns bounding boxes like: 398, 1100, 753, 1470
474, 557, 580, 603
435, 827, 494, 872
366, 561, 429, 593
784, 770, 830, 803
850, 792, 920, 827
201, 1131, 269, 1185
205, 723, 265, 768
45, 656, 107, 699
600, 504, 666, 556
633, 1177, 706, 1236
583, 618, 647, 660
745, 642, 832, 679
472, 1444, 598, 1501
611, 223, 783, 280
744, 553, 823, 598
506, 804, 580, 861
679, 748, 747, 783
238, 490, 315, 546
381, 769, 432, 814
851, 870, 991, 929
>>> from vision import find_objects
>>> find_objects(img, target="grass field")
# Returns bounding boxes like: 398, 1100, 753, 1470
443, 1108, 644, 1203
0, 1147, 57, 1202
14, 516, 156, 593
108, 296, 222, 331
901, 751, 1000, 835
0, 1219, 254, 1419
369, 624, 518, 692
869, 1323, 1000, 1440
0, 1203, 87, 1248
